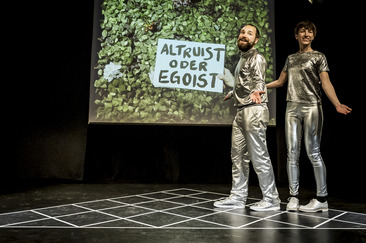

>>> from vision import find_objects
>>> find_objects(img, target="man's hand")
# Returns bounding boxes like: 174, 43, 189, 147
217, 68, 235, 88
250, 91, 266, 104
223, 91, 233, 101
335, 104, 352, 115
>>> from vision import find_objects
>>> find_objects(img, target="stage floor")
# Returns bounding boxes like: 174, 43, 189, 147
0, 183, 365, 242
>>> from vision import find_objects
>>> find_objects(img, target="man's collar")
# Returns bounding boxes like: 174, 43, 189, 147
240, 47, 256, 58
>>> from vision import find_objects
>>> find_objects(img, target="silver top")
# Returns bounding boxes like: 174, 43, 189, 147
283, 51, 329, 104
233, 48, 268, 107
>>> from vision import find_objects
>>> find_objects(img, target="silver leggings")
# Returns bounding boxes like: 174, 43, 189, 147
230, 104, 280, 204
285, 102, 328, 197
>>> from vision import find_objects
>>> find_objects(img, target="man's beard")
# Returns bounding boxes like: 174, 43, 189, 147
237, 39, 256, 52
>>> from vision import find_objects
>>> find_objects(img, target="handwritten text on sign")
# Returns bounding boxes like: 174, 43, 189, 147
153, 39, 225, 93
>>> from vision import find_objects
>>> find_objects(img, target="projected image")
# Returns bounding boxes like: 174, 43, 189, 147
89, 0, 275, 125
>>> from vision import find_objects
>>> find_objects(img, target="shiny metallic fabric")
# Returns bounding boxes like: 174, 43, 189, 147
285, 102, 328, 197
283, 51, 329, 104
230, 104, 280, 204
233, 48, 268, 107
228, 47, 279, 204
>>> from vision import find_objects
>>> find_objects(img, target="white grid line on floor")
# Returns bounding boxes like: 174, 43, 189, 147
0, 187, 365, 230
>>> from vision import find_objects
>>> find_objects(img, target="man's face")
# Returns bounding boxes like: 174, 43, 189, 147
237, 25, 259, 52
295, 27, 314, 46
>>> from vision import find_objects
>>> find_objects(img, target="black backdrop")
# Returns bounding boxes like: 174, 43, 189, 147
4, 0, 364, 200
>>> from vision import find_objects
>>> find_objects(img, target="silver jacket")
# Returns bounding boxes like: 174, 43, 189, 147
233, 48, 268, 107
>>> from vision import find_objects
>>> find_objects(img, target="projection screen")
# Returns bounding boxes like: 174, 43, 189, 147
89, 0, 276, 125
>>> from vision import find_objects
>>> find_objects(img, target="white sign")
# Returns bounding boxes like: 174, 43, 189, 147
153, 39, 225, 93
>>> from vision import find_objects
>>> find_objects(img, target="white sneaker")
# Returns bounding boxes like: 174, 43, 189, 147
286, 197, 299, 211
299, 199, 328, 213
214, 197, 245, 208
249, 200, 280, 212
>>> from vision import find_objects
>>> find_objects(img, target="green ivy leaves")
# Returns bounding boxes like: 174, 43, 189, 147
92, 0, 274, 124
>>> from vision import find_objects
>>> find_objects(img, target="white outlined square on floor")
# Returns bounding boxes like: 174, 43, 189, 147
0, 188, 365, 229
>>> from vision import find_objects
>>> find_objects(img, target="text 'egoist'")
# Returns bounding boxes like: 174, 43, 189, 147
153, 39, 225, 93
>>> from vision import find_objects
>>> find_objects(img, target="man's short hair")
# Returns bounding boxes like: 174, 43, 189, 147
238, 24, 260, 39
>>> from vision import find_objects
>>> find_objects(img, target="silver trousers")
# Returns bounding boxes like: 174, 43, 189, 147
230, 104, 280, 204
285, 102, 328, 197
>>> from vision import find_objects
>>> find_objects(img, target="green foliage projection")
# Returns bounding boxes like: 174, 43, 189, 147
92, 0, 274, 124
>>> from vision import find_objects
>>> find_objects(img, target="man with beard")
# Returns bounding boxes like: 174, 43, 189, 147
214, 24, 280, 211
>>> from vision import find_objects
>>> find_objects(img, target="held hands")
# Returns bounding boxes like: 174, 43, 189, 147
250, 90, 266, 104
335, 104, 352, 115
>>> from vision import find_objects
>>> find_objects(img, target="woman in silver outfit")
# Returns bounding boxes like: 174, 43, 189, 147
214, 24, 280, 212
267, 21, 352, 212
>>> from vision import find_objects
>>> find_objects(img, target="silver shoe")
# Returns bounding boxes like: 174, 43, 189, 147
286, 197, 299, 212
213, 196, 245, 208
299, 199, 328, 212
249, 200, 280, 212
